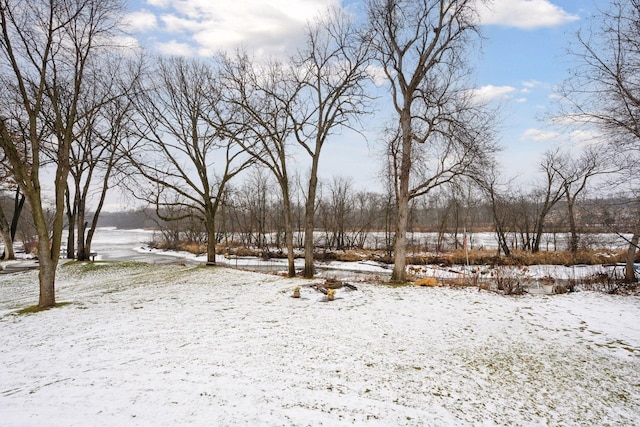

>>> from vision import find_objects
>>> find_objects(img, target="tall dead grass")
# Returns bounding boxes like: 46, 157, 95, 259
152, 239, 628, 267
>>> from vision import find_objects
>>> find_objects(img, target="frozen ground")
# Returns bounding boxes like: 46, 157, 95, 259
1, 261, 639, 426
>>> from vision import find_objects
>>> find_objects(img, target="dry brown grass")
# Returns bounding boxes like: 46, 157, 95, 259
156, 240, 628, 267
154, 241, 207, 254
444, 249, 626, 266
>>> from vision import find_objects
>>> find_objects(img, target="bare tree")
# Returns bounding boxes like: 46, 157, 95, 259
127, 57, 252, 264
351, 190, 379, 249
530, 149, 567, 253
62, 55, 140, 260
557, 0, 640, 281
368, 0, 497, 282
289, 8, 373, 278
549, 147, 613, 253
220, 53, 298, 276
327, 176, 353, 250
0, 0, 125, 307
478, 167, 512, 257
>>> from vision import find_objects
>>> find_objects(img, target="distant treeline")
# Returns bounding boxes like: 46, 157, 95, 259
93, 191, 636, 253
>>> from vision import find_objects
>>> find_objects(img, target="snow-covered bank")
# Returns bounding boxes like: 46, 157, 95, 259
1, 263, 639, 426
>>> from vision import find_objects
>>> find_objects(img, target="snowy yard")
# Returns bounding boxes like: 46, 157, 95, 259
1, 261, 639, 426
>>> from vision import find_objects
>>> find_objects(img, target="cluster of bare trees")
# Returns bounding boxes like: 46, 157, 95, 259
1, 0, 129, 307
2, 0, 640, 308
140, 167, 639, 260
554, 0, 640, 281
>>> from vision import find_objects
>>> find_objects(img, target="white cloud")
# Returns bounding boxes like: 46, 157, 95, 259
522, 80, 542, 88
155, 40, 196, 56
471, 84, 517, 102
569, 129, 600, 146
111, 35, 143, 51
160, 14, 209, 34
366, 64, 388, 86
147, 0, 171, 7
124, 10, 158, 32
522, 128, 561, 142
477, 0, 579, 29
521, 126, 601, 146
133, 0, 340, 57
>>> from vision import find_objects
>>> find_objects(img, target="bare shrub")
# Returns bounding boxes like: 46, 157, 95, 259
491, 266, 529, 295
579, 271, 618, 292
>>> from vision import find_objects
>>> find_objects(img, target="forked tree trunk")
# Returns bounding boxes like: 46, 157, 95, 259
65, 185, 76, 259
10, 189, 24, 242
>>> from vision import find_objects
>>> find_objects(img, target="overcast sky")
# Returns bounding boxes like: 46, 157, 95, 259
123, 0, 599, 193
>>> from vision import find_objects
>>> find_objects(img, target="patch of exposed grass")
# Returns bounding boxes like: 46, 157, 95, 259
384, 281, 414, 288
62, 260, 149, 274
17, 302, 72, 315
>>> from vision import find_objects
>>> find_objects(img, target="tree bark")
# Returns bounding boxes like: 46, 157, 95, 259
625, 223, 640, 283
303, 157, 320, 278
206, 219, 217, 265
65, 185, 76, 259
29, 189, 59, 308
0, 206, 14, 260
37, 241, 57, 308
9, 188, 24, 243
391, 110, 413, 283
281, 182, 296, 277
392, 192, 409, 282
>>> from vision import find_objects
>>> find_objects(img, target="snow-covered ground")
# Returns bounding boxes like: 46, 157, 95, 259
1, 261, 639, 426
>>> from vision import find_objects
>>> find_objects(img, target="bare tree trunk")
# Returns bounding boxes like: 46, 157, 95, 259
65, 185, 76, 259
0, 187, 25, 260
9, 188, 24, 243
206, 219, 216, 265
392, 192, 409, 282
490, 204, 511, 258
0, 206, 14, 260
283, 195, 296, 278
280, 181, 296, 277
567, 196, 579, 254
391, 113, 413, 283
76, 198, 88, 261
303, 160, 319, 278
625, 222, 640, 283
38, 257, 57, 307
31, 193, 58, 308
